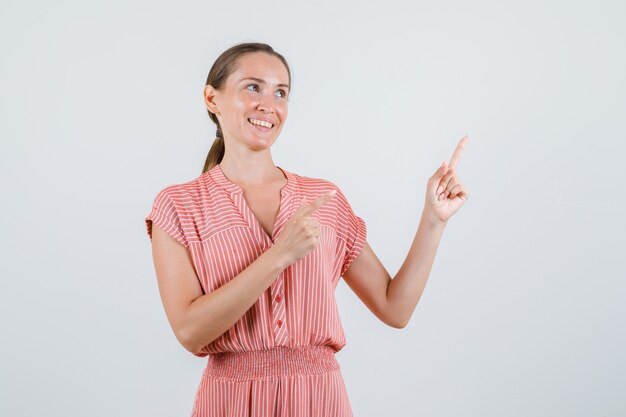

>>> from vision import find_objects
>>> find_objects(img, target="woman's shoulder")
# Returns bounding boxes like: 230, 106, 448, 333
289, 170, 339, 191
150, 172, 208, 209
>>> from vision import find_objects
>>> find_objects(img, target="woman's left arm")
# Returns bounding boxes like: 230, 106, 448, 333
343, 135, 470, 328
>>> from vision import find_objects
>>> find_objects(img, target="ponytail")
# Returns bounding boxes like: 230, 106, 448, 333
202, 128, 225, 174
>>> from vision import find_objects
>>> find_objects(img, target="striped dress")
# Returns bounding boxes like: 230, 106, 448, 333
145, 163, 367, 417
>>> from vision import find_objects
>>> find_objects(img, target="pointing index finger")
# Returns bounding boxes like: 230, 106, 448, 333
448, 134, 469, 170
298, 190, 336, 217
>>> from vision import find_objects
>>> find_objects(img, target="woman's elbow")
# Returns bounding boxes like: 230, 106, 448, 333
380, 312, 408, 329
388, 318, 408, 329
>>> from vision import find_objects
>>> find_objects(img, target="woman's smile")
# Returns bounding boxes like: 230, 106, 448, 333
247, 117, 275, 132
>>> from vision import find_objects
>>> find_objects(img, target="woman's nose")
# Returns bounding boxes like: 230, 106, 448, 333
257, 93, 277, 112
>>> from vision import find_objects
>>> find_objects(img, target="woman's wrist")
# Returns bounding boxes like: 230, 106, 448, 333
422, 205, 448, 228
265, 244, 293, 271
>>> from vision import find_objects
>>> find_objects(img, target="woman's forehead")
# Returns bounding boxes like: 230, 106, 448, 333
230, 54, 289, 86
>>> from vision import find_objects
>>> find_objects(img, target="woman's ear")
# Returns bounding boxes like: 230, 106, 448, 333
204, 85, 220, 115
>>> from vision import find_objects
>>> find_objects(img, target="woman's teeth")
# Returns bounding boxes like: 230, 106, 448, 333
248, 118, 273, 128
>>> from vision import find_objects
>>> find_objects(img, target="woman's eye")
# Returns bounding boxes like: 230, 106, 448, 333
246, 84, 288, 99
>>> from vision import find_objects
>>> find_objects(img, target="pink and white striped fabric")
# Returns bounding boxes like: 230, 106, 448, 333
145, 163, 367, 416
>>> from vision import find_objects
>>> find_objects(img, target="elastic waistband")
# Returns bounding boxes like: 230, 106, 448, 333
203, 345, 339, 381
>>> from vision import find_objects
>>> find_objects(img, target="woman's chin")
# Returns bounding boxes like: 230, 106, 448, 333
244, 135, 278, 151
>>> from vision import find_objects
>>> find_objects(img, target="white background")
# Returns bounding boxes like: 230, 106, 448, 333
1, 0, 624, 416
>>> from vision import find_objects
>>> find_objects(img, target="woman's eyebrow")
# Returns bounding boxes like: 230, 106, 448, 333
240, 77, 290, 90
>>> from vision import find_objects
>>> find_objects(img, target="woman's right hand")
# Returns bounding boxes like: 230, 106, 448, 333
272, 190, 337, 266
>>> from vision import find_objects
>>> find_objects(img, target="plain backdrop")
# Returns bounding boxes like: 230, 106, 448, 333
1, 0, 624, 416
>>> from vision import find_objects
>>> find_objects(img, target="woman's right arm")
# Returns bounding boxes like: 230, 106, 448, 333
149, 190, 335, 355
150, 224, 292, 355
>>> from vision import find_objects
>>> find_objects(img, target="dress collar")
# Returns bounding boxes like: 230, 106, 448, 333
208, 163, 296, 197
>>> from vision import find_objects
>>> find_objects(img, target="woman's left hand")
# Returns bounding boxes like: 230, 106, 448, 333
425, 135, 470, 223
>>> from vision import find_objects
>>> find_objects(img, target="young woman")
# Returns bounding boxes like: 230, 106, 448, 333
145, 41, 469, 417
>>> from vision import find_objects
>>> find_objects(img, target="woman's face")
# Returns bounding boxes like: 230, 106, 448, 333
206, 52, 290, 152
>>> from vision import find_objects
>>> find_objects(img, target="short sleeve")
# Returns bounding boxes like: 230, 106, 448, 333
335, 187, 367, 276
145, 187, 189, 250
